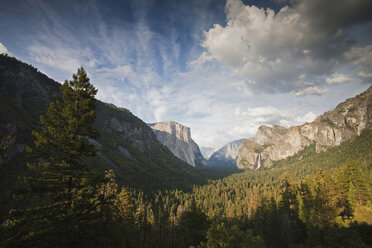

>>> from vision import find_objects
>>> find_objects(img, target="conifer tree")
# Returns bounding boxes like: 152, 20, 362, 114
4, 67, 105, 247
338, 159, 371, 208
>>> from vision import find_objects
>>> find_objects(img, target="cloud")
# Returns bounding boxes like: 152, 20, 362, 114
295, 111, 317, 124
232, 106, 318, 140
294, 86, 329, 96
1, 0, 369, 149
200, 0, 371, 93
357, 71, 372, 78
235, 106, 291, 123
344, 45, 372, 81
0, 42, 8, 54
326, 73, 352, 84
295, 0, 372, 31
28, 45, 92, 74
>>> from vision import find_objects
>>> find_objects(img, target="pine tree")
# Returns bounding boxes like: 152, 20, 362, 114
3, 67, 106, 247
338, 159, 371, 208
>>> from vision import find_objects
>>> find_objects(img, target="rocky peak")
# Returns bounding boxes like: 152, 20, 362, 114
255, 125, 288, 145
237, 86, 372, 170
207, 139, 245, 168
149, 121, 192, 143
148, 121, 206, 167
200, 146, 216, 160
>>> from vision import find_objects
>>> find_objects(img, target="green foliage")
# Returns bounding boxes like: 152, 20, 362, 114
202, 223, 266, 248
1, 67, 114, 247
0, 54, 209, 221
134, 131, 372, 248
179, 201, 210, 247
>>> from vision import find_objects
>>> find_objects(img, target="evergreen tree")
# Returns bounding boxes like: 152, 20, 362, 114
338, 159, 371, 209
3, 67, 106, 247
179, 200, 210, 247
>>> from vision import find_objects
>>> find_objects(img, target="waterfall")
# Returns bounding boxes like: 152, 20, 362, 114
255, 153, 262, 170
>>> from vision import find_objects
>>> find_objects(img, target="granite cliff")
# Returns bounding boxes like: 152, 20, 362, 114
148, 121, 206, 167
237, 86, 372, 169
200, 146, 216, 160
207, 139, 245, 168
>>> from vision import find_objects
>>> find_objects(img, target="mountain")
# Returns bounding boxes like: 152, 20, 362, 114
148, 121, 206, 167
200, 146, 216, 160
237, 86, 372, 169
0, 54, 206, 201
207, 139, 245, 168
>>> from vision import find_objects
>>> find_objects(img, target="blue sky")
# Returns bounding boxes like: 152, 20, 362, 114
0, 0, 371, 148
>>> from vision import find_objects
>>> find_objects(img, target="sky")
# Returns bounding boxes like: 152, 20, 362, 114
0, 0, 371, 148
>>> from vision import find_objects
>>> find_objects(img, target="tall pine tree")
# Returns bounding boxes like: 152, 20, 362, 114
3, 67, 107, 247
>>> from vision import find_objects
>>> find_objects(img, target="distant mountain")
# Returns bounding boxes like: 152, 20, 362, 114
0, 54, 205, 202
200, 146, 216, 160
207, 139, 245, 168
148, 121, 207, 167
237, 86, 372, 169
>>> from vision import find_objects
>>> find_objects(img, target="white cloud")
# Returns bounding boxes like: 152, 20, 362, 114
294, 86, 329, 96
295, 111, 317, 123
235, 106, 289, 121
0, 42, 8, 54
357, 71, 372, 78
229, 106, 320, 143
95, 65, 133, 82
200, 0, 370, 93
28, 45, 93, 74
234, 80, 255, 96
326, 73, 352, 84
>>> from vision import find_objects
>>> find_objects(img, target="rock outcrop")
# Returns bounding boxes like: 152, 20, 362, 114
207, 139, 245, 168
148, 121, 206, 167
237, 86, 372, 169
200, 146, 216, 160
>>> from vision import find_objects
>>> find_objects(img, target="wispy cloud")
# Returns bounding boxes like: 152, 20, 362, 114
294, 86, 329, 96
326, 73, 352, 84
0, 0, 370, 148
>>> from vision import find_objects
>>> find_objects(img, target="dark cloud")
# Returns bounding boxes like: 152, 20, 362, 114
295, 0, 372, 31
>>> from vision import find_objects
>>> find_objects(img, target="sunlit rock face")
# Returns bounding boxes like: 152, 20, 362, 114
207, 139, 245, 168
237, 86, 372, 169
148, 121, 206, 167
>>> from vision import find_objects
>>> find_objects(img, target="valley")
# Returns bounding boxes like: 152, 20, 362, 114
0, 55, 371, 247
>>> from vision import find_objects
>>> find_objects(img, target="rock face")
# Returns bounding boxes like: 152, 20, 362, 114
208, 139, 245, 168
237, 86, 372, 169
148, 121, 206, 167
200, 146, 216, 160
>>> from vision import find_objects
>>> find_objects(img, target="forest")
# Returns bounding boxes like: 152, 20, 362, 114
1, 67, 371, 248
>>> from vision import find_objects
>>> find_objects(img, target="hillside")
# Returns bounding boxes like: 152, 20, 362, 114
0, 55, 208, 219
128, 128, 372, 248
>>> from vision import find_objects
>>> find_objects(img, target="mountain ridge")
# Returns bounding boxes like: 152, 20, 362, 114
207, 139, 245, 168
0, 54, 205, 195
237, 85, 372, 169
